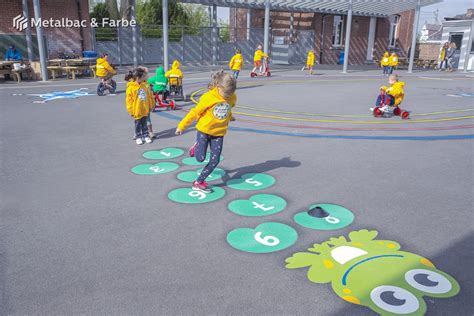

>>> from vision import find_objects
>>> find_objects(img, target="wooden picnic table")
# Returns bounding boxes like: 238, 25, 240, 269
47, 58, 97, 79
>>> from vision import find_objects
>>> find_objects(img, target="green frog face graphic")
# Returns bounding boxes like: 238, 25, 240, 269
285, 230, 460, 315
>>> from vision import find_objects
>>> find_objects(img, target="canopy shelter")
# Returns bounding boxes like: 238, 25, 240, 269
177, 0, 443, 73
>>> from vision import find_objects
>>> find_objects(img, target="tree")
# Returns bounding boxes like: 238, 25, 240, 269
106, 0, 120, 20
90, 3, 110, 23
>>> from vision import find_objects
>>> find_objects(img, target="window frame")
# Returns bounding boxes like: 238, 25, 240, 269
388, 15, 400, 48
332, 15, 344, 47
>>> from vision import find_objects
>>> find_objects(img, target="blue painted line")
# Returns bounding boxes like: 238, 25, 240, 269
156, 111, 474, 141
342, 255, 404, 286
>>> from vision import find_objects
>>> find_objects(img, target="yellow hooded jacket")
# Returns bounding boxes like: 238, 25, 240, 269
96, 57, 117, 77
126, 81, 154, 120
254, 49, 268, 62
380, 53, 390, 67
389, 54, 399, 67
307, 51, 315, 66
178, 87, 237, 137
229, 53, 244, 71
381, 81, 405, 105
165, 60, 183, 78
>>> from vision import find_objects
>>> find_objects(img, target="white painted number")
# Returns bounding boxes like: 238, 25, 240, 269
188, 190, 207, 200
252, 202, 275, 212
254, 232, 280, 246
245, 178, 263, 187
160, 151, 171, 157
325, 216, 340, 224
149, 166, 165, 173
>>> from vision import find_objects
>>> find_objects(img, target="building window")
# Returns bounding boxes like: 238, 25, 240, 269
388, 15, 399, 47
332, 15, 344, 47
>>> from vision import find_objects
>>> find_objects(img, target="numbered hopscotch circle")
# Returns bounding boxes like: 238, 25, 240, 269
228, 194, 287, 217
168, 187, 226, 204
226, 173, 275, 191
177, 168, 226, 183
182, 153, 224, 166
143, 148, 184, 160
226, 222, 298, 253
294, 203, 354, 230
131, 162, 180, 175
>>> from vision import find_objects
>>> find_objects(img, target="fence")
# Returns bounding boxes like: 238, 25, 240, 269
93, 25, 314, 66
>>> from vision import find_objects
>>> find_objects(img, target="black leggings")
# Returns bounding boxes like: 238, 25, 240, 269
195, 131, 224, 183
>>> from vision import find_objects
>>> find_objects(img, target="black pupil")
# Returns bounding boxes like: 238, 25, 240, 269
414, 273, 439, 287
380, 291, 406, 306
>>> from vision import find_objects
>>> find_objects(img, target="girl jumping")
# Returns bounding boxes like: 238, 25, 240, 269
175, 71, 237, 193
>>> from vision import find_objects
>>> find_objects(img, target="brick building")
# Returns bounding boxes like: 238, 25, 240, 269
0, 0, 92, 59
230, 8, 415, 65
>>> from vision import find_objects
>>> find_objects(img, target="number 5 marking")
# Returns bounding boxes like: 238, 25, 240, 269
188, 190, 207, 200
254, 232, 280, 246
245, 178, 263, 187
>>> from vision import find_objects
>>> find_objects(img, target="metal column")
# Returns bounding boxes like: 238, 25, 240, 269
342, 0, 353, 73
22, 0, 33, 62
246, 9, 251, 40
131, 0, 138, 67
163, 0, 169, 71
32, 0, 47, 81
263, 0, 270, 55
408, 0, 421, 73
463, 20, 474, 72
366, 17, 376, 62
290, 13, 294, 43
212, 4, 218, 65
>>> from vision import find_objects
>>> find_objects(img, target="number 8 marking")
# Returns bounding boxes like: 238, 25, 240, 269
189, 190, 207, 200
254, 232, 280, 246
325, 216, 340, 224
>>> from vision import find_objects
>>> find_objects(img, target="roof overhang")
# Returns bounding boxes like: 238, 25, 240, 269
180, 0, 443, 18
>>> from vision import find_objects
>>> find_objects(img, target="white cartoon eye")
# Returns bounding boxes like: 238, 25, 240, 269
405, 269, 453, 294
370, 285, 419, 314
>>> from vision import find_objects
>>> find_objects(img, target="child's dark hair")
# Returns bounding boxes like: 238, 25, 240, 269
208, 70, 236, 98
124, 70, 134, 81
235, 49, 241, 54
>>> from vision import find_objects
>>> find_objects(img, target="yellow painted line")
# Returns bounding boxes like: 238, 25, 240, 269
231, 111, 474, 124
190, 89, 474, 123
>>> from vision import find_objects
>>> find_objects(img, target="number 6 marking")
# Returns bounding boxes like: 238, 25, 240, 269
149, 166, 165, 173
189, 190, 206, 200
245, 178, 263, 187
325, 216, 340, 224
254, 232, 280, 246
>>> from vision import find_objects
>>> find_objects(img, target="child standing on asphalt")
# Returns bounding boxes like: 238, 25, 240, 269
229, 49, 244, 79
126, 67, 154, 145
175, 71, 237, 193
380, 52, 390, 76
301, 49, 315, 75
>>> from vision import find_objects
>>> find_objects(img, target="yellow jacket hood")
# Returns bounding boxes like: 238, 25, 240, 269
178, 87, 237, 136
96, 58, 116, 77
165, 60, 183, 78
385, 81, 405, 105
229, 53, 244, 70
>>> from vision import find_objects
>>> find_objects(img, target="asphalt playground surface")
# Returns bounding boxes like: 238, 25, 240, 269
1, 66, 473, 315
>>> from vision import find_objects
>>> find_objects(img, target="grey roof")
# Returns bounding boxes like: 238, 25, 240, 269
180, 0, 443, 17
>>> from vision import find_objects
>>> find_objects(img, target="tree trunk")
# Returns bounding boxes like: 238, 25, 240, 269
106, 0, 119, 20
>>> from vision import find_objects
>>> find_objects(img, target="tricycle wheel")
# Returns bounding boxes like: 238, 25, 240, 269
401, 111, 410, 119
393, 107, 401, 116
373, 107, 383, 117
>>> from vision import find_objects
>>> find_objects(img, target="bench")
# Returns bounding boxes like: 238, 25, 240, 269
47, 66, 63, 80
11, 67, 32, 83
63, 65, 93, 79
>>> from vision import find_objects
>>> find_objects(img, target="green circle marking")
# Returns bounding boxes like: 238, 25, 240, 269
131, 162, 180, 175
228, 194, 287, 217
227, 222, 298, 253
182, 153, 224, 166
226, 173, 275, 191
177, 168, 226, 183
294, 203, 354, 230
168, 186, 226, 204
143, 148, 184, 160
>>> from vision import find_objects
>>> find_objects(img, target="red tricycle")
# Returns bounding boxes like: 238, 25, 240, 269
153, 91, 176, 111
251, 57, 271, 78
371, 92, 409, 119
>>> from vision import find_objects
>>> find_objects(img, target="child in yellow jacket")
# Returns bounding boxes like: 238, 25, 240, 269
389, 52, 398, 74
126, 67, 155, 145
229, 49, 244, 79
301, 49, 315, 75
380, 52, 390, 76
371, 74, 405, 113
252, 44, 268, 75
175, 71, 237, 193
96, 53, 117, 80
165, 60, 183, 85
